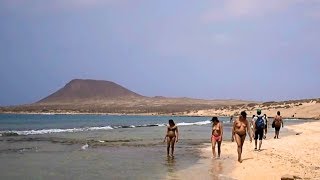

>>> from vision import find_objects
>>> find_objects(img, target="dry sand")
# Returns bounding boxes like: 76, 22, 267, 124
172, 121, 320, 180
184, 101, 320, 120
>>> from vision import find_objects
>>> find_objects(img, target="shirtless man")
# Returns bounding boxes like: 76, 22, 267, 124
164, 119, 179, 157
232, 111, 252, 163
211, 117, 223, 158
274, 111, 283, 139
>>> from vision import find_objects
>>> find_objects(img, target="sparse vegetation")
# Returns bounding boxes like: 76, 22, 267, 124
247, 103, 258, 107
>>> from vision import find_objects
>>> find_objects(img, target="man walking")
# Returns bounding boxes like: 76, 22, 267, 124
253, 109, 266, 151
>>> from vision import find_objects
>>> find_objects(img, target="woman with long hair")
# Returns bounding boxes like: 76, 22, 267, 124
164, 119, 179, 157
211, 117, 223, 158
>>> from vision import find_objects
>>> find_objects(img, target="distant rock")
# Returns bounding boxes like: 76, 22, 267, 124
1, 132, 19, 136
153, 96, 166, 99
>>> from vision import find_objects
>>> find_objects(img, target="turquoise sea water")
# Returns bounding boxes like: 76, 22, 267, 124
0, 114, 313, 179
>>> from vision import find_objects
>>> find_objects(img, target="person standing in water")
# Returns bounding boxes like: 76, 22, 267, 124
273, 111, 283, 139
230, 115, 234, 123
211, 117, 223, 158
253, 109, 266, 151
164, 119, 179, 157
232, 111, 252, 163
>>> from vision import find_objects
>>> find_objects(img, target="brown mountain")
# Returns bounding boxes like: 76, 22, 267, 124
38, 79, 143, 103
1, 79, 257, 114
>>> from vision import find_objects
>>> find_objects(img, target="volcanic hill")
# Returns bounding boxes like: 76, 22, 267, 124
38, 79, 143, 103
1, 79, 256, 114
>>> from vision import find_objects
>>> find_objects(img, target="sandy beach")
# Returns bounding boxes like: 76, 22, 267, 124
184, 101, 320, 120
174, 120, 320, 180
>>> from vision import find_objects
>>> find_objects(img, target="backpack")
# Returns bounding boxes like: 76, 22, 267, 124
255, 116, 265, 129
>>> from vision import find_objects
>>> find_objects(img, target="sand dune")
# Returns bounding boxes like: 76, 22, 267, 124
183, 100, 320, 119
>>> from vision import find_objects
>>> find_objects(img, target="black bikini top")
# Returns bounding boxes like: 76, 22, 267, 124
168, 126, 177, 131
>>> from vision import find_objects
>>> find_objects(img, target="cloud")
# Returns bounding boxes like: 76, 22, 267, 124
305, 2, 320, 20
202, 0, 320, 22
212, 33, 231, 44
1, 0, 127, 12
309, 11, 320, 18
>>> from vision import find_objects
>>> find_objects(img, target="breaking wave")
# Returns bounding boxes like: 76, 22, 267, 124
0, 120, 210, 136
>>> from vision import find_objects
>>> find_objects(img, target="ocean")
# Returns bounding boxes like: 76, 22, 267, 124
0, 114, 312, 179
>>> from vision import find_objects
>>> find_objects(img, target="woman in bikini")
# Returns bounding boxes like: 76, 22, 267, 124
211, 117, 223, 158
273, 111, 283, 139
164, 119, 179, 157
232, 111, 252, 163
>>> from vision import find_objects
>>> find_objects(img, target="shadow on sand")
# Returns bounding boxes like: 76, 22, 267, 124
241, 157, 253, 162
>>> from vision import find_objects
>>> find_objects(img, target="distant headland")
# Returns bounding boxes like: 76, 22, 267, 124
0, 79, 319, 119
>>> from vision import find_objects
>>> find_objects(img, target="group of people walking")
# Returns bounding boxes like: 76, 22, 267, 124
163, 110, 284, 163
215, 109, 284, 162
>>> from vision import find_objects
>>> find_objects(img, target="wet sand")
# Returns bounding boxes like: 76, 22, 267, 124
174, 121, 320, 179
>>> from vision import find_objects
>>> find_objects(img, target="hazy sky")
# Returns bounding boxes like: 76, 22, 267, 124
1, 0, 320, 105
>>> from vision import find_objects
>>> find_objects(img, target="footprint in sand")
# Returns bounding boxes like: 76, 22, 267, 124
290, 159, 299, 164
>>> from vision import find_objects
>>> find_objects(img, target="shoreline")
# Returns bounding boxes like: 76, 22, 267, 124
0, 112, 209, 118
174, 121, 320, 179
0, 112, 319, 120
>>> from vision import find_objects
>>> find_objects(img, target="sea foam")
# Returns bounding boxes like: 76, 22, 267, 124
1, 120, 210, 136
177, 120, 211, 126
5, 126, 113, 135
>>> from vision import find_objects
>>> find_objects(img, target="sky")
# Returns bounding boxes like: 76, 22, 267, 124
1, 0, 320, 105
